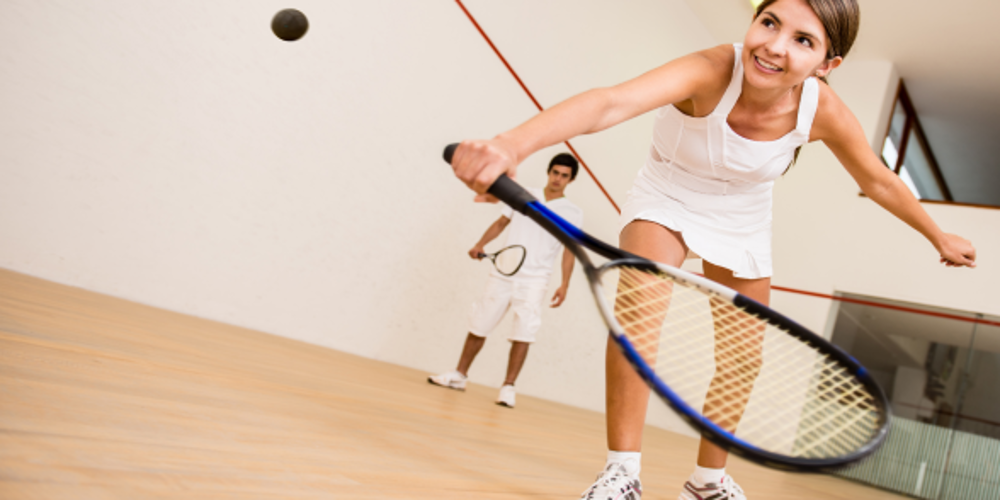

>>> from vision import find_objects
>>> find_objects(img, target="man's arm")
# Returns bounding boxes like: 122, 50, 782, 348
469, 215, 511, 259
550, 247, 575, 307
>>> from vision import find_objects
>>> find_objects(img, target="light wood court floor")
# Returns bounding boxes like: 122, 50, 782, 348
0, 268, 905, 499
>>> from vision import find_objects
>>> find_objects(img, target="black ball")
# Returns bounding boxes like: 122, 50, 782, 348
271, 9, 309, 41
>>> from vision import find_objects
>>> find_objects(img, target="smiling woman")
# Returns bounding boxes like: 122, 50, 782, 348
750, 0, 859, 80
445, 0, 976, 498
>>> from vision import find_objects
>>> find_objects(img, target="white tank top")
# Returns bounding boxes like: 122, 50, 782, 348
620, 43, 819, 279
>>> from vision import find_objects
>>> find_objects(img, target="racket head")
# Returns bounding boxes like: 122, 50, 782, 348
490, 245, 527, 276
440, 145, 889, 470
590, 258, 891, 471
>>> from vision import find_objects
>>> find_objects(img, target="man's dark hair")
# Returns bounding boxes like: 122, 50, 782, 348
548, 153, 579, 180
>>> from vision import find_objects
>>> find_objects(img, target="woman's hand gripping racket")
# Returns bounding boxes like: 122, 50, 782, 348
444, 144, 890, 471
478, 245, 526, 277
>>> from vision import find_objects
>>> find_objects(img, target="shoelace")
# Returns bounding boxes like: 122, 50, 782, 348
584, 466, 638, 499
718, 476, 744, 499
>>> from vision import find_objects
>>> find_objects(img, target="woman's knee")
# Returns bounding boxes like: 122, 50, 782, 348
619, 220, 688, 267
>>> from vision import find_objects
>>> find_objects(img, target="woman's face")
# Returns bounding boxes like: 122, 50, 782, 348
742, 0, 842, 90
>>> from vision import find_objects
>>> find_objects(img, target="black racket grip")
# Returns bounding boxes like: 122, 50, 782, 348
442, 143, 538, 214
443, 143, 459, 164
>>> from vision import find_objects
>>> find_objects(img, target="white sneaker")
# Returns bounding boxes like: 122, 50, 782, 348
427, 370, 467, 391
580, 463, 642, 499
496, 384, 516, 408
678, 474, 746, 500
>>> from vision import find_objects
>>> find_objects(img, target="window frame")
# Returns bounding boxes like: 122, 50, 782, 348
881, 82, 953, 202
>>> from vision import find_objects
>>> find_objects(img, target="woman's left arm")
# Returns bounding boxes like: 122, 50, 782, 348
812, 84, 977, 267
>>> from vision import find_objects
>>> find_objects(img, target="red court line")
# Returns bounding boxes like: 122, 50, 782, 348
453, 1, 994, 323
772, 285, 1000, 327
454, 0, 621, 214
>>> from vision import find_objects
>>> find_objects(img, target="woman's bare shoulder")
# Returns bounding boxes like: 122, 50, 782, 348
610, 44, 737, 116
811, 79, 856, 142
681, 44, 736, 78
697, 44, 737, 67
680, 45, 737, 103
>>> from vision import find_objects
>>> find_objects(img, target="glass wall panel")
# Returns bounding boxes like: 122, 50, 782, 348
830, 294, 1000, 499
939, 324, 1000, 499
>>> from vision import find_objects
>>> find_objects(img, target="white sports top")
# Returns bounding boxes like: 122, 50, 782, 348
500, 187, 584, 282
619, 43, 819, 279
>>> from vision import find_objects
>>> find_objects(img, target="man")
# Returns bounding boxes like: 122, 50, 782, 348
428, 153, 584, 408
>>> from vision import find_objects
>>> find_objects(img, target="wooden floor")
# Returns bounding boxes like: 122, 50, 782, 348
0, 268, 906, 499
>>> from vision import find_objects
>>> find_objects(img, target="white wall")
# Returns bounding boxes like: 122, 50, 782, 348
0, 0, 714, 433
5, 1, 994, 438
771, 60, 1000, 337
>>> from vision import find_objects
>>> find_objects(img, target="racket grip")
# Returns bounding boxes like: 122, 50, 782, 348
442, 143, 538, 214
487, 175, 537, 213
443, 143, 459, 164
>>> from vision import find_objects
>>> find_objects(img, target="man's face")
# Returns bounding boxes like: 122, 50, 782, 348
547, 165, 573, 191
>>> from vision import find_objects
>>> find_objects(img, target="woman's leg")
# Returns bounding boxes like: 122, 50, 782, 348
695, 260, 771, 468
608, 220, 688, 451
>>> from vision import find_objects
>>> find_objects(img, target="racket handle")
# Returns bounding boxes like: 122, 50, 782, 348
477, 252, 487, 258
443, 143, 459, 164
442, 143, 539, 214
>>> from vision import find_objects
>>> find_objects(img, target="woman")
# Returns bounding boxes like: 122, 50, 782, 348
449, 0, 976, 498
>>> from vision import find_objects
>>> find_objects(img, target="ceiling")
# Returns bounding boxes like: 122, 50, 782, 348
684, 0, 1000, 206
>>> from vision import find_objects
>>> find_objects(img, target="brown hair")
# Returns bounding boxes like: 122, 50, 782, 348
754, 0, 860, 62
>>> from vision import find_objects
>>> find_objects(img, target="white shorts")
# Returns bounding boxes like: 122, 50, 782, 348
468, 276, 548, 343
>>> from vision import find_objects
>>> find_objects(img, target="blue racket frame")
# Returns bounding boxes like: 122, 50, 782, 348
444, 144, 890, 471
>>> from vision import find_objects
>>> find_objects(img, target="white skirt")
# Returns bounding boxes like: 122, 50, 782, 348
619, 164, 774, 279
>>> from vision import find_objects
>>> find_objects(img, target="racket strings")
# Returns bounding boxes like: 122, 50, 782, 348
610, 266, 880, 459
493, 245, 526, 276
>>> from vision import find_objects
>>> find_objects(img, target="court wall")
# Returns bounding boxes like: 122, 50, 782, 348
3, 0, 995, 439
770, 60, 1000, 338
0, 0, 715, 435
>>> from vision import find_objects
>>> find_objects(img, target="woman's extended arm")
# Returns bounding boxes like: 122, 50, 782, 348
450, 47, 732, 200
813, 85, 976, 267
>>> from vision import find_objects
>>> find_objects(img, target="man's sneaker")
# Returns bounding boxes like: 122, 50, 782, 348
427, 370, 467, 391
580, 463, 642, 499
496, 384, 516, 408
678, 474, 746, 500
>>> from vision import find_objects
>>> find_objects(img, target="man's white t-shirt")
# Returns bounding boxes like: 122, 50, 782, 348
496, 187, 583, 282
